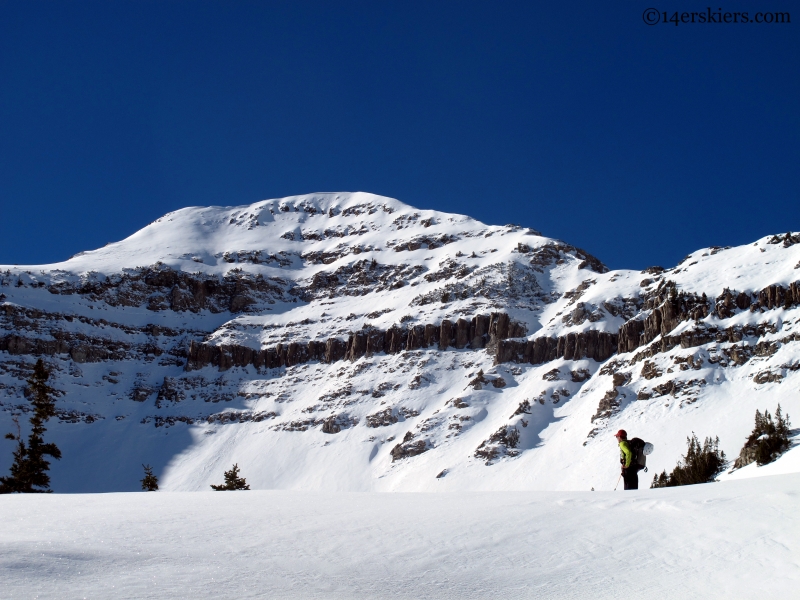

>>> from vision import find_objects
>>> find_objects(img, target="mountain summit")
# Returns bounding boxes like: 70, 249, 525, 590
1, 193, 798, 492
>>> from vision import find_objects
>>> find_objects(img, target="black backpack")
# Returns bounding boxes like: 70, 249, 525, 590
628, 437, 652, 472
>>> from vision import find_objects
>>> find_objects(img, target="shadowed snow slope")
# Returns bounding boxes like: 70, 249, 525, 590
2, 474, 799, 599
1, 192, 799, 492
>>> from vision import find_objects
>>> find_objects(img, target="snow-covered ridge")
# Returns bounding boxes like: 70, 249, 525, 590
52, 192, 474, 274
0, 192, 798, 493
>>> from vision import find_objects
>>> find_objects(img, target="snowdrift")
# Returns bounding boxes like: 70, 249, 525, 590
2, 473, 799, 599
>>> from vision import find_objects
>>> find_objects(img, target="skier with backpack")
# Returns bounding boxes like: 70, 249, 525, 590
615, 430, 653, 490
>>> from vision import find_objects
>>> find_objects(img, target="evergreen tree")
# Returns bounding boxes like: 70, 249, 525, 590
737, 405, 792, 467
775, 405, 791, 440
651, 433, 726, 488
0, 418, 28, 493
668, 282, 678, 302
210, 463, 250, 491
651, 470, 669, 488
0, 359, 62, 493
141, 464, 159, 491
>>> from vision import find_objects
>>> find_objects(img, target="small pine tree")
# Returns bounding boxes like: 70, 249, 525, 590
210, 463, 250, 491
651, 470, 669, 488
141, 464, 159, 491
0, 418, 28, 493
0, 359, 62, 494
650, 433, 726, 488
775, 405, 791, 440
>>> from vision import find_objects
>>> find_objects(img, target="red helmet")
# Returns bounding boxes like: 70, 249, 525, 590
615, 429, 627, 439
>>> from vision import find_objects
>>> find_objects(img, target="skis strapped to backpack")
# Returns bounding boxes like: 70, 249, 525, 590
629, 437, 654, 472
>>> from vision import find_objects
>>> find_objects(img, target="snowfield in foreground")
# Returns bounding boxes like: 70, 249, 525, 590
3, 474, 799, 599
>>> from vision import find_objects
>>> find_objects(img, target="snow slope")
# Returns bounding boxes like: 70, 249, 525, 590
0, 192, 798, 493
2, 474, 799, 599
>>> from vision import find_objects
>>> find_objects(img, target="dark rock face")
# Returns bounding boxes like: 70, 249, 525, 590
736, 292, 752, 310
0, 306, 174, 365
543, 368, 562, 381
618, 319, 644, 354
734, 445, 758, 469
365, 406, 419, 427
495, 330, 617, 366
628, 321, 793, 366
592, 388, 620, 422
186, 311, 530, 372
424, 324, 440, 348
131, 385, 154, 402
487, 312, 526, 343
469, 315, 490, 349
47, 262, 298, 314
406, 325, 430, 351
527, 242, 608, 274
365, 329, 385, 355
347, 331, 368, 361
385, 326, 407, 354
390, 432, 428, 461
618, 281, 800, 355
325, 338, 347, 363
454, 318, 470, 349
716, 289, 751, 318
571, 369, 590, 382
753, 370, 783, 384
366, 408, 398, 428
768, 232, 800, 247
438, 319, 454, 350
321, 413, 357, 434
491, 377, 506, 388
757, 283, 799, 310
641, 361, 661, 380
474, 425, 521, 462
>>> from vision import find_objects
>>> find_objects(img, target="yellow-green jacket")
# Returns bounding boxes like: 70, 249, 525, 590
619, 440, 633, 468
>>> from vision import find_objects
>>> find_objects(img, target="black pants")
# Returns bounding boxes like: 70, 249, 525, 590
622, 467, 638, 490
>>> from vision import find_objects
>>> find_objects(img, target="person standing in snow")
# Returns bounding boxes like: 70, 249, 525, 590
615, 429, 638, 490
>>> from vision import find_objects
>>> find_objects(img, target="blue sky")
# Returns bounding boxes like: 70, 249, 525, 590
1, 1, 797, 269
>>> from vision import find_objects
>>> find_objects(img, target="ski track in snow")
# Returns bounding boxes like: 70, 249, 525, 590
2, 474, 799, 599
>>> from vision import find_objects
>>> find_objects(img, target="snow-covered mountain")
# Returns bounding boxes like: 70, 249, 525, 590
1, 192, 798, 492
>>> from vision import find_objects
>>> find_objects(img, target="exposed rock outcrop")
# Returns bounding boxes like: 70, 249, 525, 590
186, 311, 529, 371
495, 330, 617, 366
46, 262, 299, 313
390, 432, 429, 461
618, 281, 800, 355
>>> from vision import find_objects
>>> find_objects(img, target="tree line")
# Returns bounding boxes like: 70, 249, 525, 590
651, 405, 792, 488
